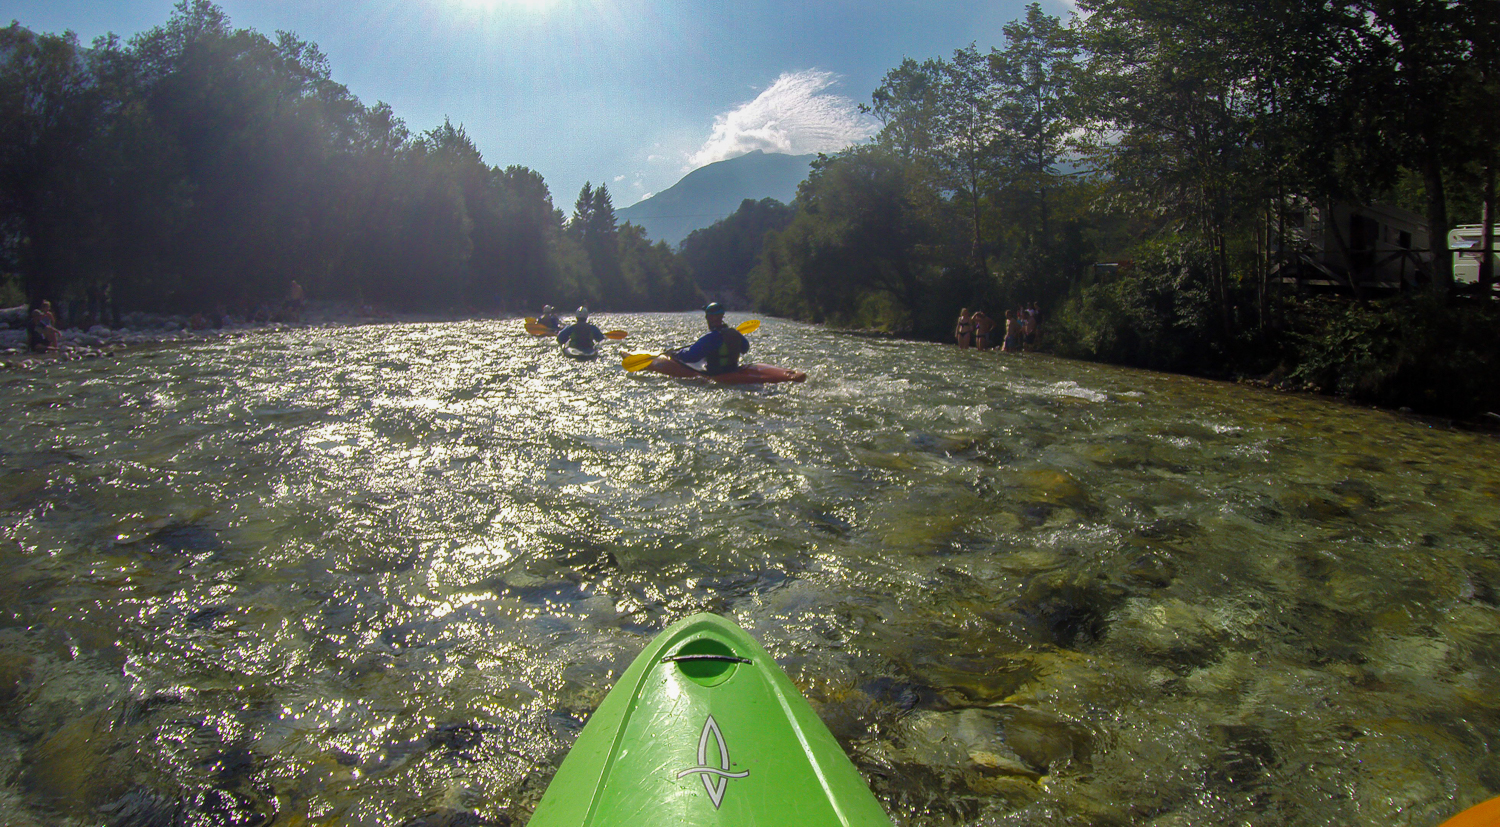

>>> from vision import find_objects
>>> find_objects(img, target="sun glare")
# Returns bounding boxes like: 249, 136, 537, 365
456, 0, 560, 11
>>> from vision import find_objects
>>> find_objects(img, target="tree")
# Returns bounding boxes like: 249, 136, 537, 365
571, 182, 622, 307
1076, 0, 1270, 336
991, 4, 1079, 250
679, 198, 795, 305
750, 146, 945, 331
0, 25, 108, 305
871, 46, 1005, 281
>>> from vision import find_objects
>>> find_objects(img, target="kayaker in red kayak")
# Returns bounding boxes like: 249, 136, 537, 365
671, 302, 749, 375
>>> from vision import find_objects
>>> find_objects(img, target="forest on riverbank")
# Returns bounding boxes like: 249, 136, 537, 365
4, 0, 1499, 417
0, 1, 701, 322
735, 0, 1500, 418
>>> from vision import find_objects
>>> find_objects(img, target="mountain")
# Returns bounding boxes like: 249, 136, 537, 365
616, 151, 815, 248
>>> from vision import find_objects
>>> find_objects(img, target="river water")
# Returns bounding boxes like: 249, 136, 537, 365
1, 314, 1497, 827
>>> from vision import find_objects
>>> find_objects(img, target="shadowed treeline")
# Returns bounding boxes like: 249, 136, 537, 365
0, 0, 700, 319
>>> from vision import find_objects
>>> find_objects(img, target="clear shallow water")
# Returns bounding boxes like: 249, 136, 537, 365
1, 314, 1497, 827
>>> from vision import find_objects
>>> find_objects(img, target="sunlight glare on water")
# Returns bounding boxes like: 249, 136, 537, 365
1, 313, 1498, 826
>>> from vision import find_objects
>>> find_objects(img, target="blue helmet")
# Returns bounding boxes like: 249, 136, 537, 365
704, 302, 726, 316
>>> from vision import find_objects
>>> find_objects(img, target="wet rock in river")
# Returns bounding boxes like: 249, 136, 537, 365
1123, 550, 1177, 588
1106, 597, 1256, 664
1008, 571, 1127, 648
25, 709, 119, 807
992, 705, 1094, 776
101, 787, 269, 827
1348, 718, 1470, 827
1206, 723, 1276, 790
1182, 651, 1258, 698
896, 708, 1043, 780
1276, 486, 1353, 522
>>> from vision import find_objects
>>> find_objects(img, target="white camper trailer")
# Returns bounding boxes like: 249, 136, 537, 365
1448, 224, 1500, 285
1271, 199, 1430, 291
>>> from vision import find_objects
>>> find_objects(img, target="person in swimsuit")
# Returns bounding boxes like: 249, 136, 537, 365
973, 311, 995, 351
1002, 309, 1023, 352
954, 308, 973, 349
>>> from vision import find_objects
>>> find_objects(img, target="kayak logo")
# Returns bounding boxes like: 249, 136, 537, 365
676, 715, 749, 809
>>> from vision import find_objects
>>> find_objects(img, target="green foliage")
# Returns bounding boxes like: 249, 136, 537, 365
749, 146, 949, 332
0, 274, 23, 307
1288, 295, 1500, 417
0, 2, 676, 317
1048, 237, 1218, 371
679, 198, 794, 305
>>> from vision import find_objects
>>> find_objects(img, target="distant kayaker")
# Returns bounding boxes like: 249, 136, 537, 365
537, 304, 562, 331
557, 307, 605, 353
672, 302, 749, 375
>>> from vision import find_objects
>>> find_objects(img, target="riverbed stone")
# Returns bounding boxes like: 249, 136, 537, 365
895, 708, 1044, 781
1106, 596, 1254, 663
24, 709, 119, 808
1004, 649, 1121, 712
1016, 468, 1091, 510
994, 705, 1094, 775
1349, 719, 1468, 827
1182, 651, 1257, 698
1007, 570, 1127, 648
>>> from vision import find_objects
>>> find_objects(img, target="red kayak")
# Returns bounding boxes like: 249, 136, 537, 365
642, 354, 806, 384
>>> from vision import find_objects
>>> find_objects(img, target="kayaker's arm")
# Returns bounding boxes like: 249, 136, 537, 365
673, 335, 709, 364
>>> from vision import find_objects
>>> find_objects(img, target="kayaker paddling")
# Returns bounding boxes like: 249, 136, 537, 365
537, 304, 561, 332
621, 315, 805, 383
671, 302, 749, 375
557, 307, 606, 357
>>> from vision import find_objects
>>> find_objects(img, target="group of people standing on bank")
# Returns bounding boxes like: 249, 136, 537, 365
954, 305, 1039, 353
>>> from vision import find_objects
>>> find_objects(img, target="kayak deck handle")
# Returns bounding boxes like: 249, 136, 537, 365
664, 640, 750, 686
663, 654, 750, 687
662, 654, 751, 664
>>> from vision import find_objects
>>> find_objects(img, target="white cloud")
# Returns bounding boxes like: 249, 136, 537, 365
686, 69, 879, 170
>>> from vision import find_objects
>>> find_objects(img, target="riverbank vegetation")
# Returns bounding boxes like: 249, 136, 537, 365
0, 1, 699, 322
4, 0, 1498, 417
741, 0, 1500, 418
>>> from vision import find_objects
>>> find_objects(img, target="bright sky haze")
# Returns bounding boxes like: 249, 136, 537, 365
4, 0, 1067, 210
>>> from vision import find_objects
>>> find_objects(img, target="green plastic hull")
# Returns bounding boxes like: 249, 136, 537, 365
528, 614, 892, 826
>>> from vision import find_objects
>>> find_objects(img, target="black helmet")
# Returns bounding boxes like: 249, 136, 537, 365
704, 302, 726, 315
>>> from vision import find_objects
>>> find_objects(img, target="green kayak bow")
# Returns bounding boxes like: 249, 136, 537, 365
528, 613, 892, 826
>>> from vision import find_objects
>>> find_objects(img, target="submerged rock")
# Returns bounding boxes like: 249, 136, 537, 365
100, 787, 269, 827
1106, 596, 1258, 664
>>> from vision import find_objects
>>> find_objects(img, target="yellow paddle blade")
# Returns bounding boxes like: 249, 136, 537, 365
1440, 796, 1500, 827
736, 319, 760, 334
526, 322, 556, 336
621, 352, 659, 372
604, 330, 628, 340
525, 317, 537, 324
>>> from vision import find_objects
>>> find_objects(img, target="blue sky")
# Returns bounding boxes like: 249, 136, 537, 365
3, 0, 1069, 210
